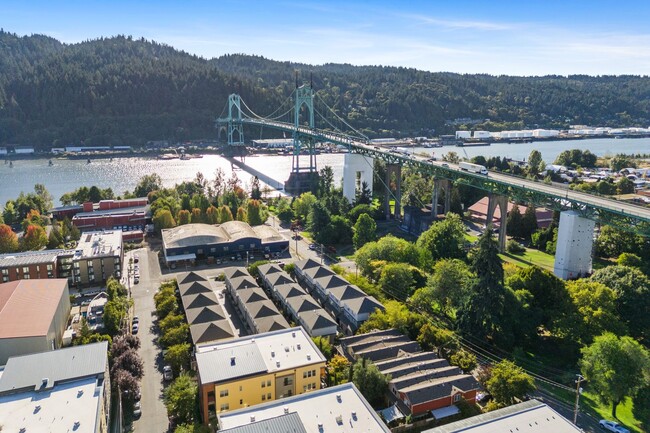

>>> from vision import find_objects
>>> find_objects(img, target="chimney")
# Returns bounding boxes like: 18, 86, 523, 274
230, 356, 236, 366
83, 202, 93, 212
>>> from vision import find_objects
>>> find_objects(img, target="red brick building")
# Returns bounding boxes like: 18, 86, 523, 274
72, 198, 150, 231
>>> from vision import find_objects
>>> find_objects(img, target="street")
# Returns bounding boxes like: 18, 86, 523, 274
129, 247, 170, 433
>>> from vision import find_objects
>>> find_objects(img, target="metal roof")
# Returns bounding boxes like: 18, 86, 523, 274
0, 249, 67, 268
0, 342, 107, 393
220, 412, 307, 433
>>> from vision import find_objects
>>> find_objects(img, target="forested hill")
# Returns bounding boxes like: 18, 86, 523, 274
1, 31, 650, 148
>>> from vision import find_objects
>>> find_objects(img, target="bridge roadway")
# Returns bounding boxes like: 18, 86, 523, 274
243, 118, 650, 233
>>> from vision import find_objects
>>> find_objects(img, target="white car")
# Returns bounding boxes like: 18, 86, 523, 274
599, 420, 630, 433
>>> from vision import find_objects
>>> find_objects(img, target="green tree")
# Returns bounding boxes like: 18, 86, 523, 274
359, 300, 425, 340
307, 201, 331, 243
312, 336, 333, 359
486, 360, 536, 407
590, 266, 650, 341
20, 224, 48, 251
520, 205, 538, 239
616, 177, 635, 194
354, 181, 372, 206
610, 154, 636, 172
160, 324, 190, 348
159, 313, 185, 335
318, 166, 335, 196
164, 373, 198, 425
328, 355, 351, 386
134, 173, 163, 197
250, 176, 262, 200
177, 209, 191, 225
506, 205, 524, 238
506, 266, 569, 331
353, 213, 376, 250
219, 205, 233, 223
235, 206, 247, 222
246, 199, 264, 226
0, 224, 19, 253
47, 224, 65, 249
422, 258, 473, 313
164, 343, 191, 375
450, 350, 478, 373
416, 213, 467, 263
565, 280, 626, 343
580, 333, 650, 418
352, 359, 390, 406
355, 235, 421, 277
153, 209, 176, 233
595, 226, 645, 258
632, 386, 650, 432
417, 323, 459, 357
457, 230, 508, 344
617, 253, 642, 269
205, 205, 219, 224
292, 192, 317, 220
379, 262, 416, 300
527, 149, 543, 176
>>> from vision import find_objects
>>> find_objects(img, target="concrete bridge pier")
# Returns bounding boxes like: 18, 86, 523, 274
432, 179, 452, 218
486, 193, 508, 251
343, 153, 374, 203
384, 163, 402, 220
554, 210, 596, 280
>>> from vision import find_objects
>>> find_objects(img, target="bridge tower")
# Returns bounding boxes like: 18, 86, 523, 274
216, 94, 246, 157
285, 83, 319, 195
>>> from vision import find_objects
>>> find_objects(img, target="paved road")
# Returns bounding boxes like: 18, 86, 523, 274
130, 247, 169, 433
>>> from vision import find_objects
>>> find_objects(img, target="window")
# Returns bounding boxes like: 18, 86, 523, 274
219, 389, 229, 397
267, 393, 271, 400
219, 403, 229, 411
22, 267, 29, 274
453, 393, 462, 402
262, 394, 266, 401
261, 381, 266, 388
1, 269, 7, 275
87, 260, 93, 268
223, 246, 229, 252
46, 264, 53, 271
239, 386, 242, 392
197, 249, 203, 254
267, 380, 271, 387
239, 399, 243, 405
210, 247, 216, 253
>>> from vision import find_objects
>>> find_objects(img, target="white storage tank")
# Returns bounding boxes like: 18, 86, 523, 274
456, 131, 471, 139
473, 131, 491, 139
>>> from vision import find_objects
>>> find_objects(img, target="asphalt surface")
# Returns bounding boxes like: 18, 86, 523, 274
129, 247, 170, 433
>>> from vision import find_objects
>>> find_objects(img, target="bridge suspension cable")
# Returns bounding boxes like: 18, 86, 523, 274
238, 90, 296, 121
315, 93, 369, 141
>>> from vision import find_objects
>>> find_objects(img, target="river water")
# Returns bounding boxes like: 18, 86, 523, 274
1, 137, 647, 206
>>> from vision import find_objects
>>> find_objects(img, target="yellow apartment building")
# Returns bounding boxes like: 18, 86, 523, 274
195, 327, 327, 424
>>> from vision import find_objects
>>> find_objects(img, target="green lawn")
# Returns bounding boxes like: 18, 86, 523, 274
500, 247, 555, 271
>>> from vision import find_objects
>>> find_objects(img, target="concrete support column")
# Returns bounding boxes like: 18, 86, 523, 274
554, 210, 596, 280
431, 179, 452, 219
342, 153, 374, 203
394, 164, 402, 219
384, 167, 392, 220
486, 194, 508, 251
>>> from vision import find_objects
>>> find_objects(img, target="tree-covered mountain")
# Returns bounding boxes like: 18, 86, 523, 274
1, 31, 650, 148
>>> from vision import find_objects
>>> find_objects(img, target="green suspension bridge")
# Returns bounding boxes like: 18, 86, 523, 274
216, 85, 650, 238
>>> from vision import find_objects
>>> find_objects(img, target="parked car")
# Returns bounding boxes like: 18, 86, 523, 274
133, 401, 142, 419
309, 243, 318, 250
599, 420, 630, 433
441, 163, 450, 168
163, 365, 173, 381
133, 254, 139, 263
134, 277, 140, 284
132, 323, 139, 334
132, 316, 139, 324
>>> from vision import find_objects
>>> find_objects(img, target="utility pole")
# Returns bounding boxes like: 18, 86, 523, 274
573, 374, 584, 425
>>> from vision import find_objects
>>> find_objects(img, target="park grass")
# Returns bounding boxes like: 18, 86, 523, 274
538, 383, 643, 433
499, 247, 555, 271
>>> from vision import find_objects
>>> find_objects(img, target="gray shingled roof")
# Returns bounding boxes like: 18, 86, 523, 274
182, 292, 219, 310
223, 267, 250, 280
286, 295, 320, 313
219, 411, 308, 433
402, 374, 479, 405
267, 273, 293, 287
197, 341, 266, 384
0, 342, 108, 393
294, 258, 320, 272
340, 328, 402, 347
343, 296, 384, 315
255, 315, 290, 333
299, 310, 337, 332
179, 280, 213, 296
229, 275, 259, 291
186, 305, 226, 325
237, 287, 269, 304
257, 263, 283, 277
178, 271, 207, 285
190, 321, 235, 345
275, 283, 306, 300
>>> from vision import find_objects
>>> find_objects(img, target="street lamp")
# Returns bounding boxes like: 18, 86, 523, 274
573, 374, 584, 425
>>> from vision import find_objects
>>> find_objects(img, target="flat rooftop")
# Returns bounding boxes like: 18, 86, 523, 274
423, 399, 582, 433
196, 327, 326, 384
218, 383, 391, 433
0, 249, 71, 268
0, 376, 102, 433
74, 230, 122, 259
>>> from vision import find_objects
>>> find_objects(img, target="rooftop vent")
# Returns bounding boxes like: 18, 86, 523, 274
307, 354, 311, 361
20, 428, 26, 433
230, 356, 236, 366
318, 422, 323, 432
77, 389, 84, 397
351, 411, 357, 421
336, 393, 342, 402
285, 346, 290, 352
336, 415, 343, 425
292, 331, 296, 337
41, 378, 49, 388
284, 406, 289, 414
34, 405, 41, 413
271, 351, 275, 357
250, 416, 255, 423
276, 361, 281, 368
74, 421, 81, 429
297, 344, 301, 350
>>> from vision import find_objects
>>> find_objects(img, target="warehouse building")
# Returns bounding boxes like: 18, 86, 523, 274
0, 279, 71, 365
161, 221, 288, 266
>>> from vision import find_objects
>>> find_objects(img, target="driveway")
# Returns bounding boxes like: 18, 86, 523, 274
129, 247, 169, 433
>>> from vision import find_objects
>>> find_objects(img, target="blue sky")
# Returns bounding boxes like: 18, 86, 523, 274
2, 0, 650, 76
